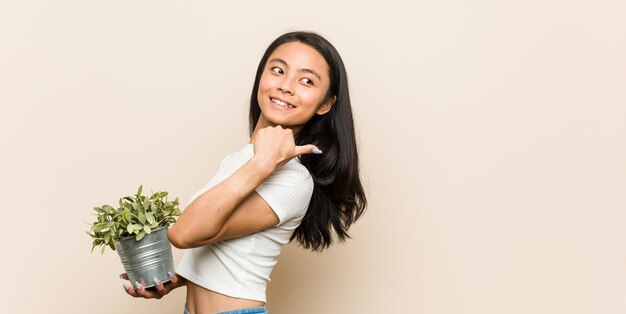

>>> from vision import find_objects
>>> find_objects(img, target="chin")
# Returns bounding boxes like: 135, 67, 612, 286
266, 118, 291, 128
258, 111, 285, 127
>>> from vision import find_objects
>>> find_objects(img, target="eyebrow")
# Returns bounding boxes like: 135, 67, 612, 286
268, 58, 323, 81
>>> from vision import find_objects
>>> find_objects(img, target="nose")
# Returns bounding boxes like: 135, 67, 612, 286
277, 78, 295, 95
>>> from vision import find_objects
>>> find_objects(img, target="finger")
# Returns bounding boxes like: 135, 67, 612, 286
119, 273, 129, 280
133, 281, 160, 299
134, 281, 144, 294
134, 281, 148, 296
294, 144, 322, 157
168, 272, 179, 286
123, 282, 139, 297
153, 278, 167, 295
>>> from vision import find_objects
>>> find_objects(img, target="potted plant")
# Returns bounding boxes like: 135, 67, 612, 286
87, 185, 181, 288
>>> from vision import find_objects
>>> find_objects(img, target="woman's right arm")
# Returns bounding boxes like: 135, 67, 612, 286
121, 126, 319, 299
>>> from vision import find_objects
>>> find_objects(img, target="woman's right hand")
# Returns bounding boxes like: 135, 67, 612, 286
121, 272, 185, 299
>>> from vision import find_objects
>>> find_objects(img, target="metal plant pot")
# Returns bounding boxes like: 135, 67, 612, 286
115, 226, 174, 288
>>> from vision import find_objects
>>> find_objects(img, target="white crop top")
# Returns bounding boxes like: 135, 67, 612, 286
176, 144, 314, 302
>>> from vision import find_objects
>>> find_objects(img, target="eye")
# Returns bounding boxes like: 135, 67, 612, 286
300, 78, 314, 86
270, 66, 283, 74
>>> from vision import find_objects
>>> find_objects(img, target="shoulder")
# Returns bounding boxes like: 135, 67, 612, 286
255, 158, 314, 224
265, 158, 313, 193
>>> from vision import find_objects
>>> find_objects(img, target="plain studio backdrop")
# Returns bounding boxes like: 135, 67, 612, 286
1, 0, 624, 313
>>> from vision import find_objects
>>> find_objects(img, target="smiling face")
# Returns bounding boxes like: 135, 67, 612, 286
255, 41, 335, 135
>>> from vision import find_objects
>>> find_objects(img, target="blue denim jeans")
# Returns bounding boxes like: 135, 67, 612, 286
183, 304, 268, 314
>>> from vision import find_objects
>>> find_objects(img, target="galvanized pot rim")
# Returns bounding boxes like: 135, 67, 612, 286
116, 225, 169, 245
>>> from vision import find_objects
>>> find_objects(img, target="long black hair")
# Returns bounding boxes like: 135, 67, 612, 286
249, 31, 367, 251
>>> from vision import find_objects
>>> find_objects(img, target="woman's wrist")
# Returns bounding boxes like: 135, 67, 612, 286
248, 154, 277, 177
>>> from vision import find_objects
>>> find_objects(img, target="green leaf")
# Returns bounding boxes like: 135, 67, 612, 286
137, 185, 143, 196
123, 207, 131, 223
93, 222, 108, 232
93, 207, 106, 214
136, 231, 145, 241
143, 225, 151, 234
102, 205, 115, 214
137, 211, 146, 224
127, 224, 134, 234
132, 202, 143, 212
145, 212, 155, 224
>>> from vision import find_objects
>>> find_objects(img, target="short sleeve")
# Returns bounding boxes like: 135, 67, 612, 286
255, 159, 314, 224
185, 151, 244, 207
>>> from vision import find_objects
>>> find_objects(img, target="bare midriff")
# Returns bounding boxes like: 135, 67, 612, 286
185, 280, 265, 314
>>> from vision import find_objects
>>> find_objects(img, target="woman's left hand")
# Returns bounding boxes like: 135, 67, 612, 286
252, 125, 321, 170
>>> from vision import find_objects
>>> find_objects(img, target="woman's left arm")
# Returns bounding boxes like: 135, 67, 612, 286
179, 190, 283, 247
168, 126, 317, 248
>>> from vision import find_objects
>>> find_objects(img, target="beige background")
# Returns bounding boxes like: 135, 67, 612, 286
1, 0, 625, 313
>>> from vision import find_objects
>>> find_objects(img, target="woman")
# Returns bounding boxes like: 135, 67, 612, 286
121, 31, 367, 314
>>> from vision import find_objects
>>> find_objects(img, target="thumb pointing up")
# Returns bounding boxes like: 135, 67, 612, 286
293, 144, 323, 157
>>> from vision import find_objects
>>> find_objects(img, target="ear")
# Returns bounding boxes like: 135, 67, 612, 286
316, 96, 336, 115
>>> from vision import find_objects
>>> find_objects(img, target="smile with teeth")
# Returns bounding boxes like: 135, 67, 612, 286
271, 97, 295, 109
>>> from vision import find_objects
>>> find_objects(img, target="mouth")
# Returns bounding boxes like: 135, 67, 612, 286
270, 97, 295, 109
